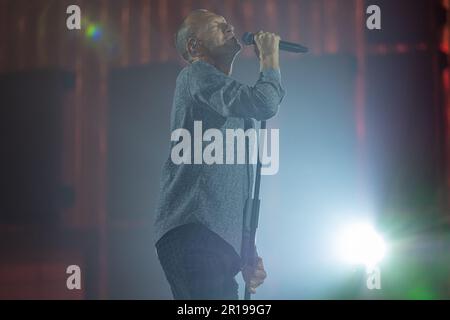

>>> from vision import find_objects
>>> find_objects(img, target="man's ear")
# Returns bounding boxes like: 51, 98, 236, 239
187, 38, 199, 58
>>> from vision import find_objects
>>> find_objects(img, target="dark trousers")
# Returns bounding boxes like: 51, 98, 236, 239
156, 223, 241, 300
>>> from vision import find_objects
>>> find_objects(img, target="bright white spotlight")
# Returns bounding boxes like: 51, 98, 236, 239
336, 222, 387, 267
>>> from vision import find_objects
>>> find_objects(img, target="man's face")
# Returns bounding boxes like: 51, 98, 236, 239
194, 13, 242, 61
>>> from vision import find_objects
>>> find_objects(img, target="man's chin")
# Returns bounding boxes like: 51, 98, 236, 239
229, 38, 242, 56
212, 39, 242, 62
231, 37, 242, 50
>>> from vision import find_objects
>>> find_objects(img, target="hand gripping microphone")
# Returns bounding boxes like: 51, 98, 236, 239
242, 32, 308, 53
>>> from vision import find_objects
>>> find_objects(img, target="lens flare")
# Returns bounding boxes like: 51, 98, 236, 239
336, 222, 387, 267
86, 24, 102, 41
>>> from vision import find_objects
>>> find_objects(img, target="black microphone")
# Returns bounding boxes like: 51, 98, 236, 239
242, 32, 308, 53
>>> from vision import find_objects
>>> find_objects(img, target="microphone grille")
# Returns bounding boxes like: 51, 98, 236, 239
241, 32, 254, 45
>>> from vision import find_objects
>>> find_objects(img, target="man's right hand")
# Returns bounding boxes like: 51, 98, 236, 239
253, 31, 281, 71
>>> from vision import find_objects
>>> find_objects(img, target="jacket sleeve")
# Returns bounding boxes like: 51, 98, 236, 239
189, 62, 286, 121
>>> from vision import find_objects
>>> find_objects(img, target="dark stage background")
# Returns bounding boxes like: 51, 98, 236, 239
0, 0, 449, 299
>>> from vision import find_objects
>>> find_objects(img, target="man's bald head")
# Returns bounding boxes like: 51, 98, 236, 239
175, 9, 241, 64
175, 9, 213, 62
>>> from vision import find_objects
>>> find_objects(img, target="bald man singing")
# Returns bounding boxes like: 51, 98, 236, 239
154, 9, 285, 300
